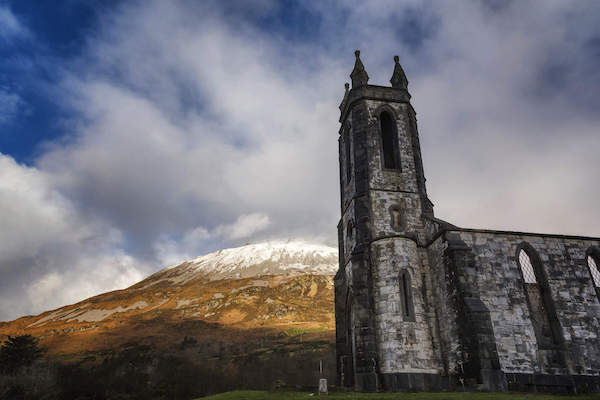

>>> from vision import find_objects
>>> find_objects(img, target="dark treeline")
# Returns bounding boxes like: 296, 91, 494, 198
0, 335, 335, 400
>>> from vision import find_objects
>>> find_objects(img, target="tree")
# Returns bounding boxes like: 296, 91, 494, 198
0, 334, 45, 374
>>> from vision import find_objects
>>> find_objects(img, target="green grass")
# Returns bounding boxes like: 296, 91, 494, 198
201, 390, 600, 400
284, 327, 328, 336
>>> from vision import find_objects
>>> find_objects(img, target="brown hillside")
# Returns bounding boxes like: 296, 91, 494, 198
0, 274, 335, 360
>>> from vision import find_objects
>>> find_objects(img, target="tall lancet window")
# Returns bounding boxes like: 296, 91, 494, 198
517, 246, 562, 349
345, 128, 352, 183
398, 270, 415, 322
586, 251, 600, 301
380, 111, 400, 170
519, 249, 537, 283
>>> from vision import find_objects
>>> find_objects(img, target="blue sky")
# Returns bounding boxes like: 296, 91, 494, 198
1, 2, 110, 162
0, 1, 309, 163
1, 0, 599, 320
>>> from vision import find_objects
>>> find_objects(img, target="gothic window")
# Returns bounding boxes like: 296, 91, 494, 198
380, 111, 400, 170
342, 292, 355, 387
519, 249, 537, 283
586, 250, 600, 301
344, 128, 352, 183
389, 205, 403, 231
517, 245, 562, 349
346, 220, 354, 241
345, 293, 353, 347
399, 270, 415, 321
587, 254, 600, 287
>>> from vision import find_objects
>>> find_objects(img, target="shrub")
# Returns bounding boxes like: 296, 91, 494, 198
0, 335, 45, 375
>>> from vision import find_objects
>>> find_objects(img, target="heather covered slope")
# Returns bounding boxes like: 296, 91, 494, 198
0, 241, 338, 359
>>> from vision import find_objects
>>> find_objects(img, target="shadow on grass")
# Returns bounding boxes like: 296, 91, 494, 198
201, 389, 600, 400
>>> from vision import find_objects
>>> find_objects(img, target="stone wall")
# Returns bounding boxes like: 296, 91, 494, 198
427, 236, 462, 375
455, 230, 600, 376
370, 191, 424, 241
370, 238, 438, 374
427, 228, 600, 391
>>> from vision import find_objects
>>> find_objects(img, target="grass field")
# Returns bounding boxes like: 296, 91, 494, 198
201, 390, 600, 400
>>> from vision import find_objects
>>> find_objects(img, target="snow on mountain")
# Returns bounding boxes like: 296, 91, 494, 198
3, 240, 337, 351
138, 240, 338, 289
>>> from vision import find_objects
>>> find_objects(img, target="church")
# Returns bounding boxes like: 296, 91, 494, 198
334, 51, 600, 393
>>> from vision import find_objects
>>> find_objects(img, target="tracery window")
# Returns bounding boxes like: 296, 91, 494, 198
519, 249, 537, 283
517, 245, 562, 349
380, 111, 400, 170
587, 255, 600, 287
587, 252, 600, 301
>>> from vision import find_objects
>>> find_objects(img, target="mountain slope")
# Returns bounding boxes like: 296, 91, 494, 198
0, 240, 338, 358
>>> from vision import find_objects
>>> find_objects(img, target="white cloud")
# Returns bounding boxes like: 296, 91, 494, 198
2, 0, 600, 320
153, 213, 270, 266
26, 273, 63, 310
0, 6, 27, 40
216, 213, 271, 240
37, 1, 341, 257
0, 154, 84, 259
25, 252, 145, 314
0, 154, 146, 320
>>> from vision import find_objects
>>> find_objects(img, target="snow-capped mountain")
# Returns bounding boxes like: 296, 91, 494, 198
136, 240, 338, 288
0, 240, 338, 360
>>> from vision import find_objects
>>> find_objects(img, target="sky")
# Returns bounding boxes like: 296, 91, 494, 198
1, 0, 599, 321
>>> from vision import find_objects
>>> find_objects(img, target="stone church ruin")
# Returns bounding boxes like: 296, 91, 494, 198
334, 51, 600, 393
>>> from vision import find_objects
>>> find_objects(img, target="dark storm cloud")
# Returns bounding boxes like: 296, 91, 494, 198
1, 0, 599, 320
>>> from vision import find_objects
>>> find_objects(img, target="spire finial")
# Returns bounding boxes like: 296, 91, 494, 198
339, 82, 350, 112
390, 55, 408, 89
350, 50, 369, 88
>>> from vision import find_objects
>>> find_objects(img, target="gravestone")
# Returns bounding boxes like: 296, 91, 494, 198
318, 378, 328, 395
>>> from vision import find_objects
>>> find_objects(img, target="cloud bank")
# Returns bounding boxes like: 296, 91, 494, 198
1, 0, 599, 320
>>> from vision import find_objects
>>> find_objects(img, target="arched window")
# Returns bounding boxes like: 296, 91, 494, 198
346, 220, 354, 241
519, 249, 537, 283
342, 291, 355, 387
586, 250, 600, 301
389, 205, 403, 231
399, 270, 415, 321
517, 245, 562, 349
344, 127, 352, 183
344, 292, 353, 348
380, 111, 400, 170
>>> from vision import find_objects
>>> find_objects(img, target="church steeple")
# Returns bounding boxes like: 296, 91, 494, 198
336, 51, 437, 392
350, 50, 369, 88
390, 55, 408, 89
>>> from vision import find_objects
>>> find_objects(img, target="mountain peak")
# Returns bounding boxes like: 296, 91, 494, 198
138, 240, 338, 289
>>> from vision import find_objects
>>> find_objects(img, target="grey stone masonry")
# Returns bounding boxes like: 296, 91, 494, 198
335, 52, 440, 392
334, 51, 600, 393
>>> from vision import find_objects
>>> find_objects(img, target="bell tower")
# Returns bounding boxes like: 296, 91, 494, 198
334, 51, 441, 391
